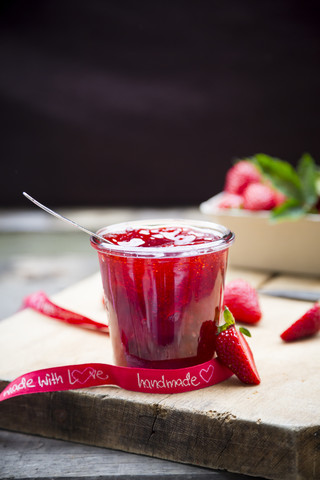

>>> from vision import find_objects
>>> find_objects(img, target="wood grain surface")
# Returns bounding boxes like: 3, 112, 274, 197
1, 269, 319, 480
2, 429, 255, 480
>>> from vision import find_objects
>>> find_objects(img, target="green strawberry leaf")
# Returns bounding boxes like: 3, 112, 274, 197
251, 154, 303, 201
297, 153, 318, 209
223, 306, 235, 325
217, 307, 235, 334
239, 327, 251, 337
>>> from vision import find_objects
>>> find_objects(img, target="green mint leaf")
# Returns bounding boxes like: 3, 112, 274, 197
251, 154, 303, 201
315, 168, 320, 197
270, 198, 306, 222
297, 153, 318, 209
239, 327, 251, 337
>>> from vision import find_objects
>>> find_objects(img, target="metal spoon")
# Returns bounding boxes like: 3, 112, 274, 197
23, 192, 112, 245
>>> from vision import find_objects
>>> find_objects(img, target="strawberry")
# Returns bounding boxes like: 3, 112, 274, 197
224, 279, 262, 324
280, 303, 320, 342
217, 192, 243, 209
242, 182, 278, 211
224, 160, 261, 195
216, 307, 261, 385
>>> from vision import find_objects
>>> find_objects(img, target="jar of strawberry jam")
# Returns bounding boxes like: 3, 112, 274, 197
91, 219, 234, 369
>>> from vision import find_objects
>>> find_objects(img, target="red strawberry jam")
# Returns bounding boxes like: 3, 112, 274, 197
91, 221, 234, 369
106, 226, 220, 248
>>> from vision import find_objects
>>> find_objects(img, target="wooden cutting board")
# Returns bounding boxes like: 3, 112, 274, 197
1, 269, 320, 480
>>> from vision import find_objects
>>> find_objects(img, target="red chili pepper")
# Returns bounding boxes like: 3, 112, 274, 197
22, 291, 109, 333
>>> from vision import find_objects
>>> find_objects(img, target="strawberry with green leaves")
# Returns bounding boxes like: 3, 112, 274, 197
280, 303, 320, 342
216, 307, 261, 385
221, 153, 320, 221
250, 153, 320, 221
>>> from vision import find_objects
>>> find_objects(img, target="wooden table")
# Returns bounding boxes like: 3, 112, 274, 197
1, 207, 319, 480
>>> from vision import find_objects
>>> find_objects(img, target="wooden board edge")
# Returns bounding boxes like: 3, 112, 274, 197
1, 382, 317, 480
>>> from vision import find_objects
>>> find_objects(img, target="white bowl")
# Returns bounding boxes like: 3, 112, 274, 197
200, 193, 320, 277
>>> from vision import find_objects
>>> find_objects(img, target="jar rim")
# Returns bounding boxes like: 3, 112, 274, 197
90, 219, 235, 258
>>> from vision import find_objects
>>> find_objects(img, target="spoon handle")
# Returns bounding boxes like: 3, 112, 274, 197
22, 192, 110, 244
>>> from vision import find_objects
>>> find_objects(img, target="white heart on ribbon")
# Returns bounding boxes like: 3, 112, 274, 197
199, 364, 214, 383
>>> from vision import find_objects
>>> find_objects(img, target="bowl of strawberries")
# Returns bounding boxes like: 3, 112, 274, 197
200, 153, 320, 276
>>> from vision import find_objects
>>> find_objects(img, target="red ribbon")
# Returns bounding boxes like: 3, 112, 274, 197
0, 358, 233, 401
0, 291, 234, 401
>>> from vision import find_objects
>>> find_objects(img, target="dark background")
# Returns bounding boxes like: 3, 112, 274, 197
0, 0, 319, 207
